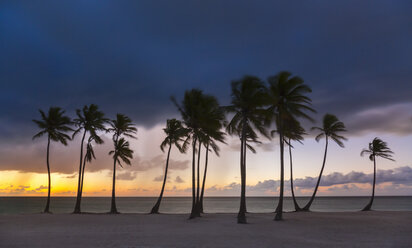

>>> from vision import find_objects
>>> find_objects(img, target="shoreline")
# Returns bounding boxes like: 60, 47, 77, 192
1, 211, 411, 247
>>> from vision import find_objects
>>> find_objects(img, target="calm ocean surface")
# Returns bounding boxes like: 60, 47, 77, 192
0, 196, 411, 214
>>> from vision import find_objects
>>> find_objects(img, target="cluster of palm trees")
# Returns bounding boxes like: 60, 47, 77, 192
33, 71, 394, 223
33, 105, 136, 214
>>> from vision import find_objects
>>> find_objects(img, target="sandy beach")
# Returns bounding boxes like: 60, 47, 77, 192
0, 211, 411, 248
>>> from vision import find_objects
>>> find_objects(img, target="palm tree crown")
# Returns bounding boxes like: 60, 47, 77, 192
160, 119, 190, 153
73, 104, 108, 139
109, 138, 134, 167
361, 137, 394, 161
312, 114, 347, 147
33, 107, 73, 144
108, 113, 138, 140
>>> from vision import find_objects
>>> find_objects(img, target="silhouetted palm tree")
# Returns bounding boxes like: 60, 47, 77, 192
107, 114, 137, 214
73, 104, 107, 213
197, 102, 226, 213
150, 119, 189, 214
273, 116, 306, 211
32, 107, 72, 213
361, 137, 394, 211
225, 76, 269, 223
79, 135, 103, 203
172, 89, 221, 219
302, 114, 347, 211
267, 71, 315, 220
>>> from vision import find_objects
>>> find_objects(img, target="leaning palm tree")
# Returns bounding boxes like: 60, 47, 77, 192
225, 76, 269, 224
32, 107, 73, 213
360, 137, 394, 211
108, 137, 134, 213
273, 116, 306, 211
73, 104, 107, 213
79, 135, 103, 202
150, 119, 189, 214
172, 89, 220, 219
302, 114, 347, 211
107, 114, 137, 213
267, 71, 315, 220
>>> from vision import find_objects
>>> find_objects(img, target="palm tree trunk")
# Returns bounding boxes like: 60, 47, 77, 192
110, 155, 119, 214
275, 125, 285, 221
44, 136, 51, 213
362, 156, 376, 211
189, 137, 197, 219
238, 122, 247, 224
194, 141, 202, 217
78, 154, 87, 212
289, 139, 302, 211
151, 144, 172, 214
303, 136, 329, 211
199, 142, 209, 213
74, 130, 87, 213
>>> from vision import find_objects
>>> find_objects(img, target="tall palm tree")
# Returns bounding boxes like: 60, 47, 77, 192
32, 107, 73, 213
73, 104, 107, 213
273, 116, 306, 211
172, 89, 220, 219
150, 119, 189, 214
360, 137, 394, 211
225, 76, 269, 224
107, 114, 137, 214
79, 135, 103, 203
302, 114, 347, 211
197, 102, 226, 213
108, 137, 134, 213
267, 71, 315, 220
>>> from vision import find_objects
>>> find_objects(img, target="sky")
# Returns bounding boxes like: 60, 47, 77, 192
1, 1, 412, 197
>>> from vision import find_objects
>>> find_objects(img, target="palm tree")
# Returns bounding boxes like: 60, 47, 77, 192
273, 116, 306, 211
267, 71, 315, 220
172, 89, 217, 219
302, 114, 347, 211
360, 137, 394, 211
32, 107, 72, 213
107, 114, 137, 214
197, 102, 226, 213
225, 76, 269, 224
108, 137, 134, 213
150, 119, 189, 214
79, 135, 103, 203
73, 104, 107, 214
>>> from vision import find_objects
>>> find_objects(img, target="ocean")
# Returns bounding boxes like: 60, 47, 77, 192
0, 196, 411, 214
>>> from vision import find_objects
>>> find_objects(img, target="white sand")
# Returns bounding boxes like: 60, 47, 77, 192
0, 211, 411, 248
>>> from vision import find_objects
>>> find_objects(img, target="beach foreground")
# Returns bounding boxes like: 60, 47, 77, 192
1, 211, 411, 248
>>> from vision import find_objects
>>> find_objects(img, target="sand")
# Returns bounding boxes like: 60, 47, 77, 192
0, 211, 411, 248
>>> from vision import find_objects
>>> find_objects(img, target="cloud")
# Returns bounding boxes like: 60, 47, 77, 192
35, 185, 48, 191
345, 103, 412, 136
175, 176, 184, 183
153, 175, 164, 182
117, 171, 137, 181
203, 166, 412, 195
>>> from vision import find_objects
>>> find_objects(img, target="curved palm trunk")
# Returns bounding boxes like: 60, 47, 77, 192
303, 137, 329, 211
289, 140, 302, 211
74, 130, 87, 213
238, 123, 247, 224
151, 144, 172, 214
44, 136, 51, 213
199, 142, 210, 213
110, 155, 119, 214
362, 156, 376, 211
78, 154, 88, 211
274, 125, 285, 221
189, 137, 197, 219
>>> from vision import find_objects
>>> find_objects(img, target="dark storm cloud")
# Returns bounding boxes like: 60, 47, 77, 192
1, 0, 412, 142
